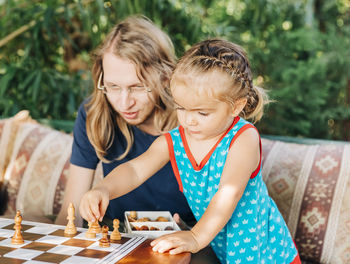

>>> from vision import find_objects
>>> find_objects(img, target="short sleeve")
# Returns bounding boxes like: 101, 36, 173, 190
70, 101, 99, 169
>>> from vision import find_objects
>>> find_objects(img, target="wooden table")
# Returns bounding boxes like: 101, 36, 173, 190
119, 239, 191, 264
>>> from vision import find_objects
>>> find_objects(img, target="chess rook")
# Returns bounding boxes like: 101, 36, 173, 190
11, 210, 24, 245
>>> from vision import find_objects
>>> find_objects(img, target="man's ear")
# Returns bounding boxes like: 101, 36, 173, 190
232, 98, 247, 116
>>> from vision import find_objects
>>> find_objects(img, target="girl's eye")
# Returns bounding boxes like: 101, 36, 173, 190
199, 112, 209, 116
176, 107, 184, 111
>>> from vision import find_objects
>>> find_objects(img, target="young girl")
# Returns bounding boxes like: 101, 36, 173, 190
80, 39, 301, 264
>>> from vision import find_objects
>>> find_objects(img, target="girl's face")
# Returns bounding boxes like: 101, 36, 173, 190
102, 52, 157, 128
171, 71, 238, 141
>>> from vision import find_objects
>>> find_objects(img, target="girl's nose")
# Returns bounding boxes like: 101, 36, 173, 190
185, 112, 197, 126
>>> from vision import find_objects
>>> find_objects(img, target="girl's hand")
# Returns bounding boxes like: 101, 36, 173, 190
150, 231, 201, 254
79, 187, 109, 223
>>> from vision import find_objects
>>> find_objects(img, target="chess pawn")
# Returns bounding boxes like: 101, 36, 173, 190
12, 210, 24, 245
99, 225, 110, 247
89, 220, 101, 234
64, 203, 77, 235
85, 221, 96, 238
110, 219, 121, 242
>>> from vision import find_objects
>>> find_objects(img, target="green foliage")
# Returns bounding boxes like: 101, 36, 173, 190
1, 0, 350, 140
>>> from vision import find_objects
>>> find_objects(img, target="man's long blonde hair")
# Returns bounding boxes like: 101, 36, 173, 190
86, 16, 177, 162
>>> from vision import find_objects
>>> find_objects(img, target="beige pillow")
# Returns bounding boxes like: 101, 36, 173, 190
261, 138, 350, 264
3, 121, 73, 217
0, 111, 36, 183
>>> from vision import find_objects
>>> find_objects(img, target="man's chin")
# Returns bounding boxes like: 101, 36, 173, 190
122, 117, 143, 126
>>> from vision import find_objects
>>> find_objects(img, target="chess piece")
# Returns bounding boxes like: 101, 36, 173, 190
85, 221, 96, 238
110, 219, 121, 242
64, 203, 77, 235
89, 220, 101, 234
99, 225, 110, 247
129, 211, 137, 220
11, 210, 24, 245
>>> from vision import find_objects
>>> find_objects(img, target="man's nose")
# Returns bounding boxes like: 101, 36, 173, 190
118, 90, 135, 109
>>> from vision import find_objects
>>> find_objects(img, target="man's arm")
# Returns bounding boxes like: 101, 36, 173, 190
55, 164, 94, 227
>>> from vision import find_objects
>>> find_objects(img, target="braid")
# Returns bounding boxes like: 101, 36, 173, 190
174, 38, 268, 123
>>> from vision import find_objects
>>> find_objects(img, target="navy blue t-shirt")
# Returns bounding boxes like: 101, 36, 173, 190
70, 101, 195, 223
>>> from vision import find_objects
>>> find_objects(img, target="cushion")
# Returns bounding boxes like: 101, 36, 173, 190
3, 121, 73, 217
0, 111, 36, 183
261, 138, 350, 264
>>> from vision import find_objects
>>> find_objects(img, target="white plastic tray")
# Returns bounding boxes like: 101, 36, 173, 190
124, 211, 181, 239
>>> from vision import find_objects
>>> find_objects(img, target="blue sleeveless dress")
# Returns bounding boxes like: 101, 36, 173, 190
165, 117, 300, 264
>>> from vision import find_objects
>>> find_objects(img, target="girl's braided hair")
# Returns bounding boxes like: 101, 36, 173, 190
171, 39, 269, 123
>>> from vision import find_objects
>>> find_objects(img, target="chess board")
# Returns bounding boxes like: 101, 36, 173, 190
0, 217, 146, 264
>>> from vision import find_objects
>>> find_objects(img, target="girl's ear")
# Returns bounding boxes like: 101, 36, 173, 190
232, 98, 247, 116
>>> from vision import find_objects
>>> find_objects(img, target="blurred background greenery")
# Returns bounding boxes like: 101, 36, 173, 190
0, 0, 349, 140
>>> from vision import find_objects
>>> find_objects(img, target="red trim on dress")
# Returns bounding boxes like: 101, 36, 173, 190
179, 116, 240, 171
290, 253, 301, 264
290, 240, 301, 264
165, 133, 183, 192
228, 124, 262, 179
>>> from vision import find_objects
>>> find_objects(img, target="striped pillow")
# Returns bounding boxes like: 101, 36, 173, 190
261, 138, 350, 264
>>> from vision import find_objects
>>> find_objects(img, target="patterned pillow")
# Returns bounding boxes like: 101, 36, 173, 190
3, 122, 73, 217
0, 111, 36, 183
261, 138, 350, 264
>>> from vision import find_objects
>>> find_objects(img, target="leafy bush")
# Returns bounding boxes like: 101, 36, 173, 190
1, 0, 349, 140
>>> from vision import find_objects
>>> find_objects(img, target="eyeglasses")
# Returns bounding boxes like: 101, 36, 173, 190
97, 72, 151, 96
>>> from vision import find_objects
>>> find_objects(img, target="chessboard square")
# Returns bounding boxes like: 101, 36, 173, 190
0, 256, 26, 263
0, 238, 31, 248
3, 224, 34, 232
76, 248, 110, 258
4, 248, 43, 260
62, 238, 95, 248
61, 256, 99, 264
49, 229, 81, 238
0, 245, 17, 255
22, 242, 57, 251
74, 232, 101, 241
35, 235, 70, 245
0, 228, 14, 238
32, 252, 70, 263
0, 218, 13, 228
47, 245, 84, 255
22, 233, 45, 241
113, 237, 131, 245
87, 241, 118, 251
25, 226, 58, 235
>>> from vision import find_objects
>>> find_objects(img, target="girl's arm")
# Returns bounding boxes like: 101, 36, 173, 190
152, 128, 260, 254
79, 135, 170, 223
191, 128, 260, 248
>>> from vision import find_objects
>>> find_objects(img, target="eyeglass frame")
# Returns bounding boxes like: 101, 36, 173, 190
97, 72, 152, 95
